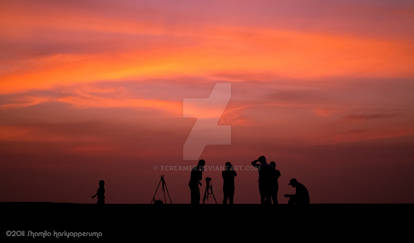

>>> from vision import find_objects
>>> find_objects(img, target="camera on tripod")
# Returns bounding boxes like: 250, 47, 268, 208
151, 175, 172, 205
203, 177, 217, 204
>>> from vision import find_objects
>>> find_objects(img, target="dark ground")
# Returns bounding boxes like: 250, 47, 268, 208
0, 202, 412, 241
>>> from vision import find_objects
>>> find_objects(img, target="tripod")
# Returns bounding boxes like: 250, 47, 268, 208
151, 175, 172, 204
203, 177, 217, 204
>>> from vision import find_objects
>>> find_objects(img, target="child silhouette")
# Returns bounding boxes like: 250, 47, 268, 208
91, 180, 105, 205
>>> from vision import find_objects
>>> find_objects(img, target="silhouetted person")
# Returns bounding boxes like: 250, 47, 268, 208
270, 161, 281, 205
251, 156, 272, 205
189, 160, 205, 205
91, 180, 105, 205
284, 178, 310, 205
222, 162, 237, 204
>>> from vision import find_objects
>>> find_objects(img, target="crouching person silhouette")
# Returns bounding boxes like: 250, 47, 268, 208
284, 178, 310, 205
91, 180, 105, 205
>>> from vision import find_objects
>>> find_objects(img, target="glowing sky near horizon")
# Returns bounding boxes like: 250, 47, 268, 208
1, 0, 414, 203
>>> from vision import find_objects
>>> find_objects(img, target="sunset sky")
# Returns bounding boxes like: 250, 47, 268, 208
1, 0, 414, 203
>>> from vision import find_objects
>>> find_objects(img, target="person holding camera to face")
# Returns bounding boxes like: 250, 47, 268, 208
189, 159, 206, 205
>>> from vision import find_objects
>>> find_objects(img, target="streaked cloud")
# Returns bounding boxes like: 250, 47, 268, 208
1, 1, 414, 94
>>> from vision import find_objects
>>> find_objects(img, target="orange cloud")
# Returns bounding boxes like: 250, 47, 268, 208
0, 96, 51, 109
1, 11, 414, 94
0, 125, 99, 143
0, 91, 181, 115
56, 96, 181, 115
331, 127, 414, 144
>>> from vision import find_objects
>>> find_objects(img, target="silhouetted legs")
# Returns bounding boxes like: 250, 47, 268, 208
223, 187, 234, 204
259, 184, 271, 205
97, 198, 105, 205
259, 184, 266, 204
271, 184, 279, 205
189, 184, 200, 205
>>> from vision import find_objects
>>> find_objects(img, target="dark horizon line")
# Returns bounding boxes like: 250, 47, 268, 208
1, 202, 413, 205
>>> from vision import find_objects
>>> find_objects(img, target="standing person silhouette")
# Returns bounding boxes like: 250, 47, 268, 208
91, 180, 105, 205
222, 162, 237, 204
284, 178, 310, 205
251, 156, 272, 205
270, 161, 281, 205
189, 160, 205, 205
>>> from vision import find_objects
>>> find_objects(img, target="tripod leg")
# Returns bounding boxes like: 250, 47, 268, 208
210, 186, 218, 204
204, 186, 215, 204
162, 179, 173, 204
203, 185, 208, 204
162, 182, 167, 204
151, 178, 162, 203
205, 189, 210, 204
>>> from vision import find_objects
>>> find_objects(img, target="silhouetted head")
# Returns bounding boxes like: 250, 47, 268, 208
198, 159, 205, 167
225, 161, 232, 169
99, 180, 105, 187
205, 177, 212, 183
288, 178, 298, 187
270, 161, 276, 169
258, 156, 267, 164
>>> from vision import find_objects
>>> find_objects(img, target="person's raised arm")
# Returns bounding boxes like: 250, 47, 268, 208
251, 160, 260, 168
